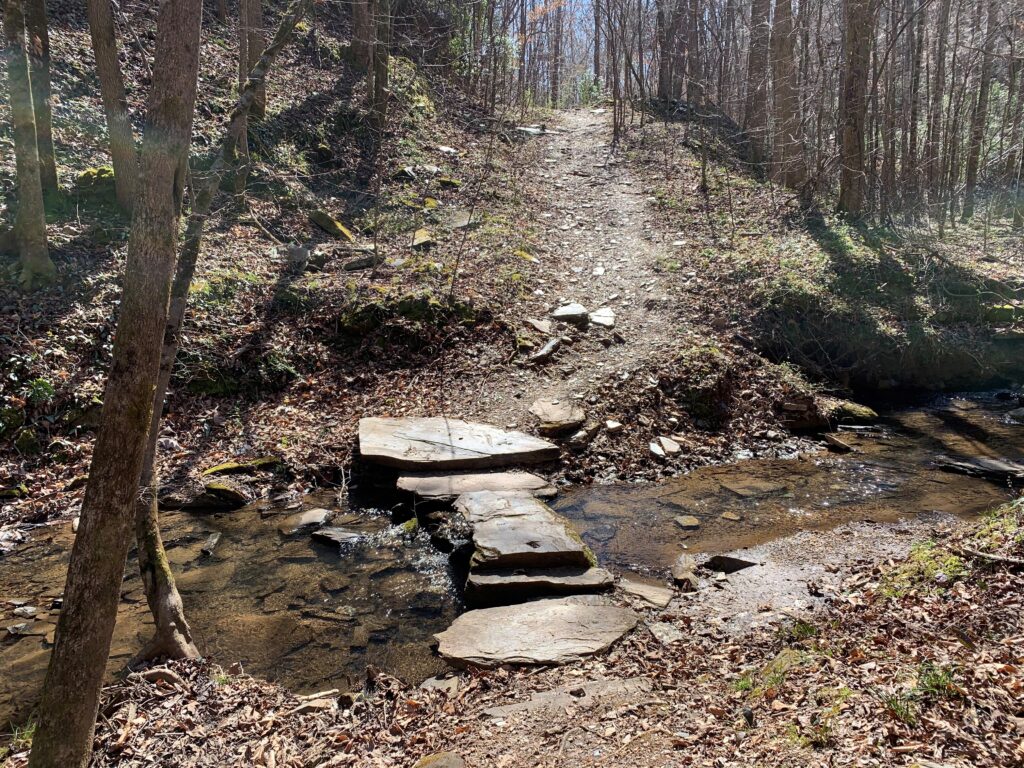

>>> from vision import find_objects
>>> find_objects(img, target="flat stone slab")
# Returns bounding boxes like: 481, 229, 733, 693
397, 471, 556, 501
434, 596, 638, 667
455, 491, 593, 569
311, 527, 363, 546
278, 508, 331, 536
720, 478, 788, 498
466, 566, 613, 605
619, 576, 674, 608
359, 417, 559, 470
482, 677, 652, 718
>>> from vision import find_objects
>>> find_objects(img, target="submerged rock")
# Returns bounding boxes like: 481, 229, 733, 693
277, 508, 331, 536
434, 595, 638, 667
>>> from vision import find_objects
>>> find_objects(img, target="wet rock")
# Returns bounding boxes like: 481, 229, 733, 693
397, 471, 556, 501
720, 511, 743, 522
466, 566, 613, 606
455, 491, 593, 570
191, 479, 254, 510
529, 398, 585, 435
704, 554, 757, 574
200, 533, 221, 556
175, 561, 237, 594
936, 455, 1024, 482
719, 478, 787, 498
311, 527, 362, 546
619, 577, 674, 608
435, 595, 638, 667
277, 508, 331, 536
823, 433, 854, 453
359, 417, 559, 470
1007, 407, 1024, 424
413, 754, 466, 768
588, 307, 616, 328
674, 515, 701, 531
551, 303, 589, 324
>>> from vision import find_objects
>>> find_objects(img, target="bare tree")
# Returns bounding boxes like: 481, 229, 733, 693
837, 0, 877, 216
24, 0, 56, 195
961, 0, 997, 220
4, 0, 55, 289
771, 0, 805, 188
27, 1, 204, 765
743, 0, 771, 164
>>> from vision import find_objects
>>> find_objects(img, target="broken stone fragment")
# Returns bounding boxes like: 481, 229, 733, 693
550, 302, 589, 324
529, 397, 586, 435
589, 307, 616, 328
721, 511, 743, 522
528, 337, 561, 363
605, 420, 624, 434
619, 576, 674, 608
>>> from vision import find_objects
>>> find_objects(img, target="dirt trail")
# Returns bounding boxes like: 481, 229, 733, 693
454, 110, 692, 430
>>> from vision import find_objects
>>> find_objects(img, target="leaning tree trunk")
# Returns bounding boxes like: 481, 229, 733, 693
837, 0, 876, 217
134, 0, 312, 664
87, 0, 138, 213
4, 0, 54, 290
26, 2, 203, 766
24, 0, 56, 195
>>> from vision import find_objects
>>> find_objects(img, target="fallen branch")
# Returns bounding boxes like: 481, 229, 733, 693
955, 546, 1024, 567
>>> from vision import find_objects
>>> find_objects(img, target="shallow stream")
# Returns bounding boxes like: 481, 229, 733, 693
1, 392, 1020, 729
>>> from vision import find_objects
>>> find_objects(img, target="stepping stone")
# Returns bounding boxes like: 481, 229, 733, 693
278, 508, 331, 536
529, 398, 585, 435
674, 515, 701, 530
466, 566, 613, 605
359, 417, 559, 470
589, 307, 616, 328
455, 491, 593, 569
397, 471, 556, 501
619, 576, 674, 608
434, 596, 638, 667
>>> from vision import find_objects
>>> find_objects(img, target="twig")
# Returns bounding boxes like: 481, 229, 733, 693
955, 546, 1024, 567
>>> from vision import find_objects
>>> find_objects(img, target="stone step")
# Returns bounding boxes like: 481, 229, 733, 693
455, 491, 594, 570
434, 595, 638, 667
466, 566, 613, 606
359, 417, 560, 470
397, 471, 556, 501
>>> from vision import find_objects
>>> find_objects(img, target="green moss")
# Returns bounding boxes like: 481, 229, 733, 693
880, 541, 968, 598
202, 456, 282, 476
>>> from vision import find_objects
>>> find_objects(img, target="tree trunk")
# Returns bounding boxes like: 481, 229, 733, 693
26, 2, 203, 765
351, 0, 372, 70
23, 0, 56, 195
551, 4, 562, 105
135, 0, 311, 663
925, 0, 951, 216
685, 0, 702, 104
87, 0, 138, 213
4, 0, 54, 290
771, 0, 805, 188
369, 0, 389, 130
593, 0, 601, 86
961, 0, 997, 221
217, 0, 228, 23
743, 0, 771, 164
837, 0, 875, 217
246, 0, 266, 117
656, 0, 670, 100
236, 0, 253, 192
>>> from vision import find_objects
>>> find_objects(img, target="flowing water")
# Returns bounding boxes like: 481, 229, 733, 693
1, 392, 1021, 729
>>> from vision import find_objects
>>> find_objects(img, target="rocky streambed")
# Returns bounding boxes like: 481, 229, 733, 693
2, 392, 1022, 731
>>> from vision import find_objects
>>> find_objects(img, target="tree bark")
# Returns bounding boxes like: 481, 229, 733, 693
27, 2, 203, 765
135, 0, 311, 663
743, 0, 771, 164
771, 0, 805, 188
87, 0, 138, 213
551, 3, 562, 105
4, 0, 54, 290
594, 0, 601, 86
837, 0, 876, 217
23, 0, 56, 195
961, 0, 997, 221
351, 0, 372, 70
